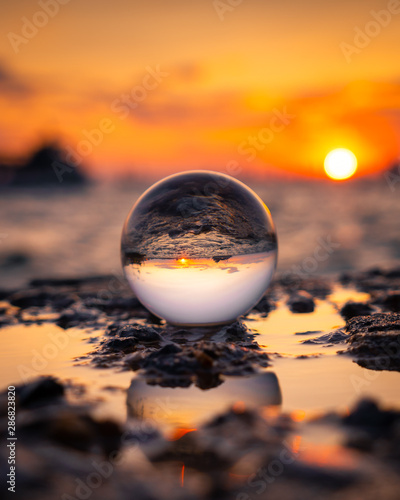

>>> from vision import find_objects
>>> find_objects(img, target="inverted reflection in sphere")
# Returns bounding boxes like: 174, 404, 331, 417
121, 171, 277, 326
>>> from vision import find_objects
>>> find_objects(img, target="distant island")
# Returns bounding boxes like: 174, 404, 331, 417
0, 143, 88, 187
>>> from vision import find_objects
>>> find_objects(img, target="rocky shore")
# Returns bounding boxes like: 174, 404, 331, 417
0, 267, 399, 499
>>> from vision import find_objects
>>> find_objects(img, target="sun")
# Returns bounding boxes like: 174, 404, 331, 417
324, 148, 358, 180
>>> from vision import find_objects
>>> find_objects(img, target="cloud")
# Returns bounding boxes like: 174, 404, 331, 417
128, 89, 249, 127
0, 61, 33, 98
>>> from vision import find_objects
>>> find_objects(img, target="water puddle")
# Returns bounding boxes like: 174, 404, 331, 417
0, 285, 399, 430
127, 371, 281, 435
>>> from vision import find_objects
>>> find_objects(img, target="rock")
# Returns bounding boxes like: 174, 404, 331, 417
56, 307, 99, 329
48, 410, 121, 456
340, 301, 373, 320
288, 291, 315, 313
130, 341, 271, 389
301, 328, 348, 346
104, 337, 138, 353
294, 330, 322, 336
343, 399, 398, 436
345, 313, 400, 371
83, 296, 141, 312
9, 289, 76, 310
15, 377, 64, 408
279, 276, 331, 299
124, 351, 148, 370
382, 292, 400, 313
116, 324, 162, 343
343, 399, 400, 461
91, 324, 163, 366
339, 267, 400, 293
221, 320, 255, 341
29, 276, 113, 287
252, 295, 274, 315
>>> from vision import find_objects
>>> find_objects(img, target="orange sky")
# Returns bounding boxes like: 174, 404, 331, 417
0, 0, 399, 179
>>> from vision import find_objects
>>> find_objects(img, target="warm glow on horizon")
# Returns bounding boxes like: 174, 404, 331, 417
0, 0, 399, 179
324, 148, 358, 180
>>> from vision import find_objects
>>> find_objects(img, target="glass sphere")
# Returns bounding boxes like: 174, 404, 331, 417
121, 171, 277, 326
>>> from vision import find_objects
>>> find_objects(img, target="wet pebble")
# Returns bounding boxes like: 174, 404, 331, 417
287, 291, 315, 313
340, 301, 373, 320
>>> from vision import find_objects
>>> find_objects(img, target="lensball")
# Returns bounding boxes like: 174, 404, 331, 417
121, 171, 277, 326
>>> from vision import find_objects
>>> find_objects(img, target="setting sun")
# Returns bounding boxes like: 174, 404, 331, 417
324, 148, 358, 180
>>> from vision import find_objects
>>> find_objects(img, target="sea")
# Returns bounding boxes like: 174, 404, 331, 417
0, 176, 399, 290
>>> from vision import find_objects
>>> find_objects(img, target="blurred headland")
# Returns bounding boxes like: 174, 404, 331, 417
0, 142, 88, 187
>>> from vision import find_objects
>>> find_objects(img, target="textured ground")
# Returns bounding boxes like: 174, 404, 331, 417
1, 267, 400, 499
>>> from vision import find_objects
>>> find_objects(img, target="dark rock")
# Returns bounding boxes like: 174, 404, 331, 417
339, 267, 400, 293
277, 461, 360, 489
154, 343, 182, 355
386, 268, 400, 279
56, 308, 99, 329
340, 301, 373, 320
29, 276, 113, 287
84, 296, 141, 312
16, 377, 64, 408
382, 291, 400, 312
294, 330, 322, 336
343, 399, 400, 461
92, 324, 163, 365
252, 295, 274, 315
9, 289, 75, 310
17, 406, 122, 455
104, 338, 138, 353
123, 351, 147, 370
288, 290, 315, 313
222, 320, 254, 340
343, 399, 398, 435
116, 324, 162, 343
345, 313, 400, 371
130, 341, 270, 389
279, 275, 331, 299
0, 289, 15, 300
46, 412, 98, 452
301, 328, 348, 346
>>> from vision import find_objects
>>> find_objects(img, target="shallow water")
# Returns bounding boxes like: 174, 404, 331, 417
1, 179, 399, 290
0, 285, 398, 429
0, 323, 133, 422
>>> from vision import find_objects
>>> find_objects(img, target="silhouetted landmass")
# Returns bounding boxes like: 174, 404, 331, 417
0, 143, 88, 187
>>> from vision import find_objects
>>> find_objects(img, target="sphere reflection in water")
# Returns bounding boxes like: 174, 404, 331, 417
121, 171, 277, 325
127, 372, 282, 434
